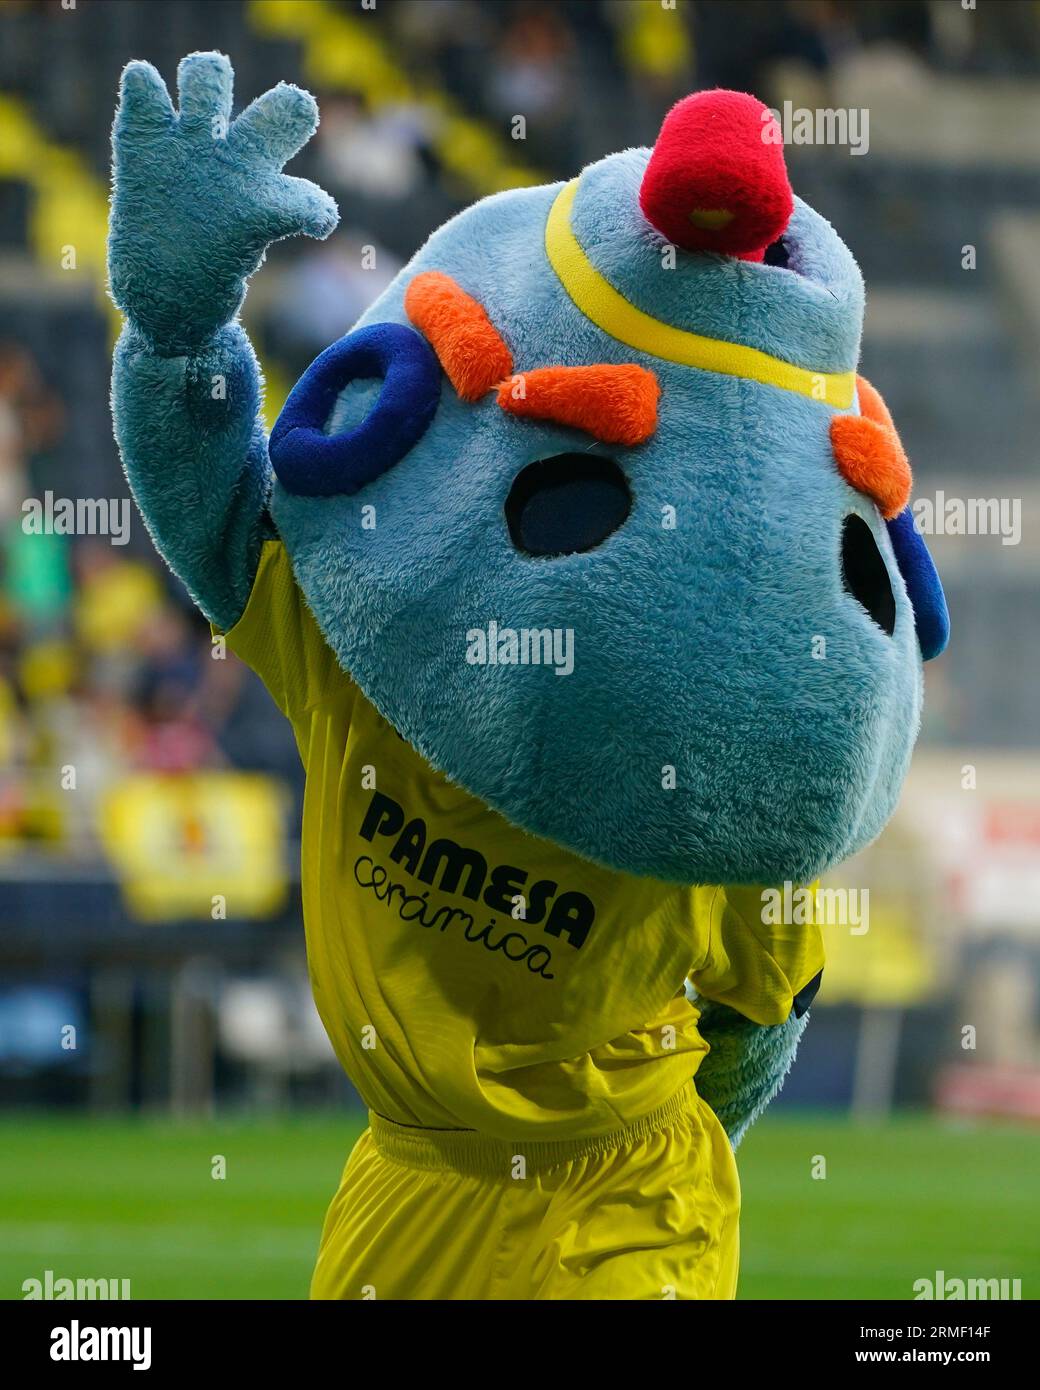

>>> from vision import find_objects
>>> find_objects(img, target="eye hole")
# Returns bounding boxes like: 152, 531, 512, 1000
841, 513, 896, 637
505, 453, 632, 557
763, 236, 791, 269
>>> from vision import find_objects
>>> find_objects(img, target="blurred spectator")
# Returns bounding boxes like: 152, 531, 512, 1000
315, 90, 434, 201
0, 345, 63, 521
611, 0, 692, 104
0, 344, 66, 616
72, 540, 165, 658
128, 602, 219, 774
486, 4, 578, 167
261, 235, 403, 382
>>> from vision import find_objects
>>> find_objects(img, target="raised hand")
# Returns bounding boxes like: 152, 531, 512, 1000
109, 51, 338, 355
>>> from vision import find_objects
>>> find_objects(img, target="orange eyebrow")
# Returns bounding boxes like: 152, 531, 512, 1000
404, 271, 513, 402
830, 375, 911, 519
497, 365, 660, 446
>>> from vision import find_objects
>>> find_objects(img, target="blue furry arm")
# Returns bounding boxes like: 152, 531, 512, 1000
694, 984, 818, 1149
112, 324, 271, 630
107, 52, 337, 628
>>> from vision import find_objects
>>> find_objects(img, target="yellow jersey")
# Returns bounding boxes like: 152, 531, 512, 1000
224, 540, 824, 1140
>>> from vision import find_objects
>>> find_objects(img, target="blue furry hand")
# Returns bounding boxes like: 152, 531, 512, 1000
109, 51, 338, 355
694, 999, 810, 1150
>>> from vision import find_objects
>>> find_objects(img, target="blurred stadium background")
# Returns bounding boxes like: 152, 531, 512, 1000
0, 0, 1038, 1300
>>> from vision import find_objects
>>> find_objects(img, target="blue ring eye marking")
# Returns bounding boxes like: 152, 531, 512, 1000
885, 507, 950, 661
270, 322, 441, 497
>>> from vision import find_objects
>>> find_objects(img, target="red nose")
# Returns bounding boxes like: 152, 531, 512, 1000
639, 89, 793, 263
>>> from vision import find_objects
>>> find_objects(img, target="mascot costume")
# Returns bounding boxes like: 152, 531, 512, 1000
108, 54, 949, 1300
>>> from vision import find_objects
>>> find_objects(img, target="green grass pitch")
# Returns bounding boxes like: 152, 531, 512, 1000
1, 1111, 1035, 1300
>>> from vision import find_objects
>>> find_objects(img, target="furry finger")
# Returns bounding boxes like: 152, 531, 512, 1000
115, 60, 175, 138
260, 175, 340, 242
176, 51, 234, 134
231, 83, 320, 168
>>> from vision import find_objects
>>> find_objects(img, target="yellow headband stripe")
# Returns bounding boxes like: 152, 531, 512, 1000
545, 180, 856, 410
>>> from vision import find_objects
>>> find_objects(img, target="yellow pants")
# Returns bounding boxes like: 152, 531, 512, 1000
310, 1083, 740, 1300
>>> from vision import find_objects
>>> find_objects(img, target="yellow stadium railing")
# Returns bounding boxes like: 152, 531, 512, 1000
248, 0, 544, 196
0, 94, 117, 337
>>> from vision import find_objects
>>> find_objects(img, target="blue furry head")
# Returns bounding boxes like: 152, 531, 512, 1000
269, 126, 947, 886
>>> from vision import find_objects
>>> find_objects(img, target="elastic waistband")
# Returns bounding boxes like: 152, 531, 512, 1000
369, 1083, 698, 1177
